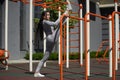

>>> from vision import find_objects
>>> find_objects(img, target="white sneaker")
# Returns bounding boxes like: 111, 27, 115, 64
34, 73, 45, 77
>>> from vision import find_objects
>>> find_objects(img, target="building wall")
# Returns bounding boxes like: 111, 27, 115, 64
0, 3, 2, 48
101, 20, 109, 49
101, 19, 120, 50
20, 3, 30, 59
2, 1, 21, 60
20, 3, 35, 59
90, 3, 102, 51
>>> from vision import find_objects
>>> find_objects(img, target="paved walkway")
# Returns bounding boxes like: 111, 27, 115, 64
0, 59, 120, 80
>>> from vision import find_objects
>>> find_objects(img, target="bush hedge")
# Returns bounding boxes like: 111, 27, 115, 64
24, 51, 109, 60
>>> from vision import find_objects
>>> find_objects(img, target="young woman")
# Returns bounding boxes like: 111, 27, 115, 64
34, 0, 72, 77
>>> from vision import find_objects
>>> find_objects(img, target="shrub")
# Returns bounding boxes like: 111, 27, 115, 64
24, 50, 109, 60
24, 52, 58, 60
24, 52, 43, 60
69, 52, 79, 59
48, 52, 58, 60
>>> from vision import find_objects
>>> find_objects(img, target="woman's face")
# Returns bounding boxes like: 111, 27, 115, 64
44, 12, 50, 20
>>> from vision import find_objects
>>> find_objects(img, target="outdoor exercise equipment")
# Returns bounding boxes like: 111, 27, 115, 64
4, 0, 120, 80
13, 0, 69, 72
83, 0, 119, 80
82, 12, 111, 80
59, 0, 119, 80
59, 12, 84, 80
4, 0, 8, 70
111, 10, 120, 80
114, 0, 119, 71
96, 40, 109, 63
62, 2, 83, 68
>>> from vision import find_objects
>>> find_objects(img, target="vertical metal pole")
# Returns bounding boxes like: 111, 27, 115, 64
29, 0, 33, 72
60, 15, 63, 80
43, 8, 46, 67
112, 12, 116, 80
43, 32, 46, 67
66, 17, 69, 68
5, 0, 8, 70
109, 15, 112, 77
84, 14, 88, 80
114, 1, 119, 70
86, 0, 90, 76
80, 4, 83, 66
58, 7, 61, 64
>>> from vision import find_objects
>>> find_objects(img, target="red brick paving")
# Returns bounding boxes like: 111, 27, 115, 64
0, 59, 120, 80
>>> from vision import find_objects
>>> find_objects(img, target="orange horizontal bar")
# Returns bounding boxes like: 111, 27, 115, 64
70, 32, 79, 34
85, 12, 110, 20
69, 15, 84, 21
47, 6, 64, 12
34, 3, 46, 7
34, 2, 65, 12
69, 26, 79, 28
71, 12, 78, 14
33, 0, 42, 3
114, 0, 118, 2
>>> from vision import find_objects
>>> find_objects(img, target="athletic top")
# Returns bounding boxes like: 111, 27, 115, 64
42, 10, 68, 36
43, 18, 60, 36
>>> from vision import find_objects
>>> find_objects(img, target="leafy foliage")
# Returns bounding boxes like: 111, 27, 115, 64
24, 52, 58, 60
24, 51, 109, 60
34, 0, 77, 26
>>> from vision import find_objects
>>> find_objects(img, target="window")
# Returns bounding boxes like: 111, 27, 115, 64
100, 7, 114, 17
100, 7, 120, 17
78, 0, 96, 21
0, 0, 4, 4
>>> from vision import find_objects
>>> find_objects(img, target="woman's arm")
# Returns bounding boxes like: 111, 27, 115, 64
43, 0, 72, 27
43, 19, 60, 26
